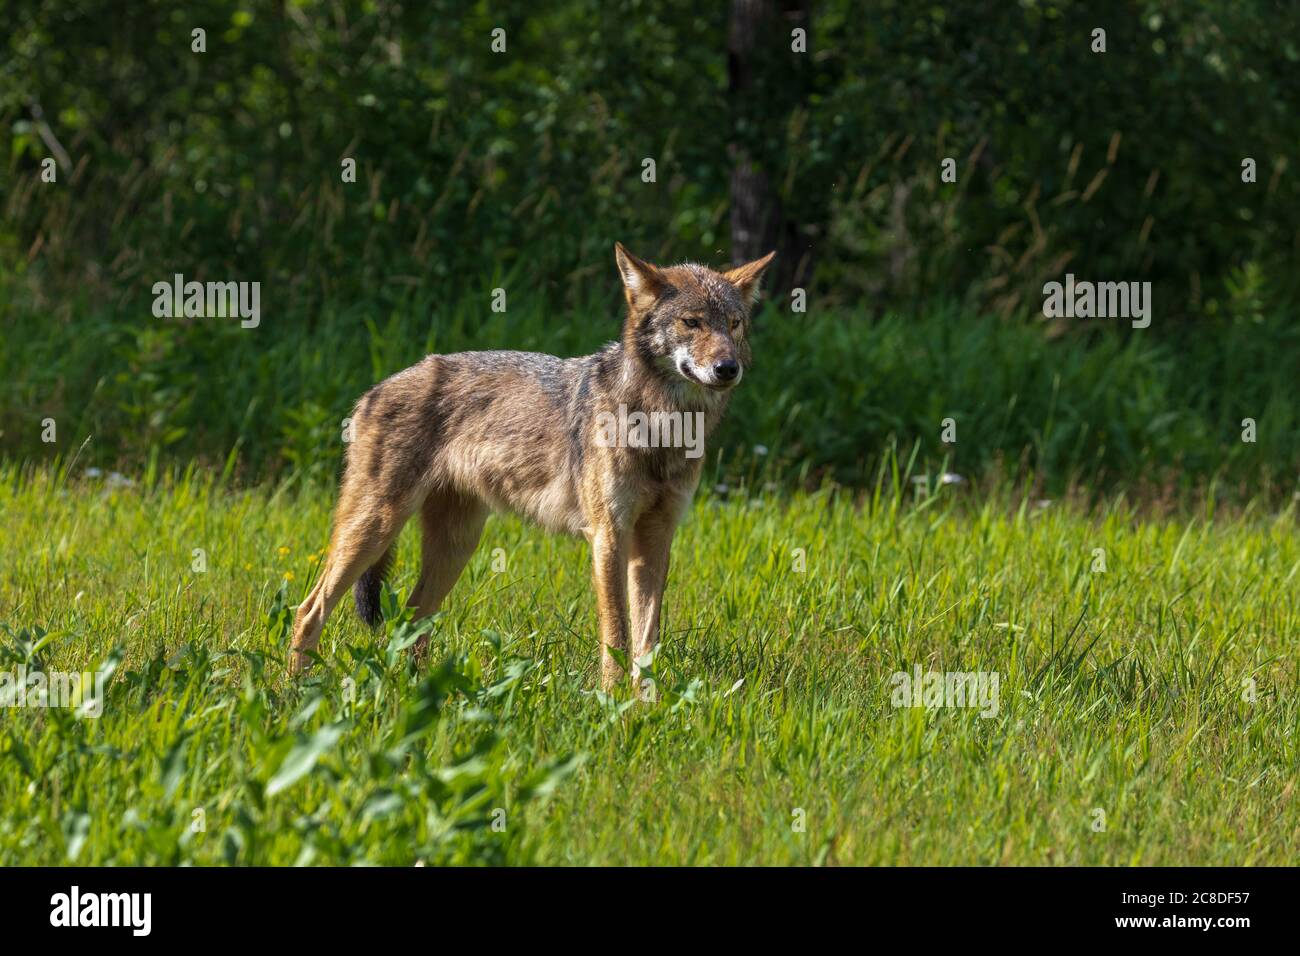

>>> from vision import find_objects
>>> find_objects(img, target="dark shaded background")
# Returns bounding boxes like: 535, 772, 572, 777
3, 0, 1298, 492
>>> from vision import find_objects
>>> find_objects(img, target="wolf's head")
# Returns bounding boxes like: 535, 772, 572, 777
614, 242, 775, 392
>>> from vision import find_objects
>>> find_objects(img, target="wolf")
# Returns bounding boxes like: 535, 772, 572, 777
289, 243, 774, 689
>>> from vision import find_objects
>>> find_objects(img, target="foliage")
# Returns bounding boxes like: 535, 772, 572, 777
2, 0, 1298, 317
3, 286, 1297, 494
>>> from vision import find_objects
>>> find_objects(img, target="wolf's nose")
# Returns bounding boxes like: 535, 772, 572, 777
714, 360, 739, 381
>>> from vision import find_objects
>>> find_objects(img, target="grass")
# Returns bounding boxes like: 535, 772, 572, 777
1, 459, 1297, 865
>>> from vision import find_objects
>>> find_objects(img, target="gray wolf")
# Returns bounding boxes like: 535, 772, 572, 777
289, 243, 774, 689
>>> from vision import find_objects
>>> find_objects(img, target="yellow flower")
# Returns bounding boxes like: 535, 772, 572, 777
308, 553, 320, 565
244, 563, 252, 571
278, 545, 291, 557
284, 570, 296, 582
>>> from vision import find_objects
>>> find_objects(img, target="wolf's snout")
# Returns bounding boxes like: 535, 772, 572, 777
713, 359, 739, 382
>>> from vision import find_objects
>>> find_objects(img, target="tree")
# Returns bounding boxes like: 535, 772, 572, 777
728, 0, 814, 295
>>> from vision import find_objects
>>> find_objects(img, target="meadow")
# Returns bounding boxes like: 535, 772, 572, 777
1, 457, 1296, 865
5, 0, 1299, 874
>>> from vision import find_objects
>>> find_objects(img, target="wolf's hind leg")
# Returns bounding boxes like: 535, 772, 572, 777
408, 490, 487, 655
289, 498, 415, 673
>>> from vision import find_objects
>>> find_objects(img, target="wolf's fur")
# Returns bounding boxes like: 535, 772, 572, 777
289, 244, 774, 688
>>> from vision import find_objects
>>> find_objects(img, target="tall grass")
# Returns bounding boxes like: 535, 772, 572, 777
3, 282, 1298, 498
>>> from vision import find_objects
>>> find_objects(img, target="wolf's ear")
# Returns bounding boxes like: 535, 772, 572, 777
723, 251, 776, 308
614, 242, 668, 313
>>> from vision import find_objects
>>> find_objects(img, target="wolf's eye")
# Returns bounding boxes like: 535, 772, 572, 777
730, 317, 743, 330
682, 317, 700, 329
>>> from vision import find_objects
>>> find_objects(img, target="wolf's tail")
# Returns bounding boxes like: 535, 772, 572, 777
353, 546, 395, 628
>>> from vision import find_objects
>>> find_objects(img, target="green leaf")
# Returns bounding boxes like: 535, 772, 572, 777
266, 722, 348, 797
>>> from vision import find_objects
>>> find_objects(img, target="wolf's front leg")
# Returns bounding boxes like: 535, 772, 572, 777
627, 505, 677, 695
589, 525, 630, 691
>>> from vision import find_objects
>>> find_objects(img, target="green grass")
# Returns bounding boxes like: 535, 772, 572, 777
1, 461, 1297, 865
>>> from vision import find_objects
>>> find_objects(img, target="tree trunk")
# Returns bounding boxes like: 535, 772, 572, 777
729, 0, 768, 267
728, 0, 813, 294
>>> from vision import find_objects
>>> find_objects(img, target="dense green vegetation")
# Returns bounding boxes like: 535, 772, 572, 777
5, 1, 1299, 491
3, 290, 1297, 494
6, 0, 1299, 314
